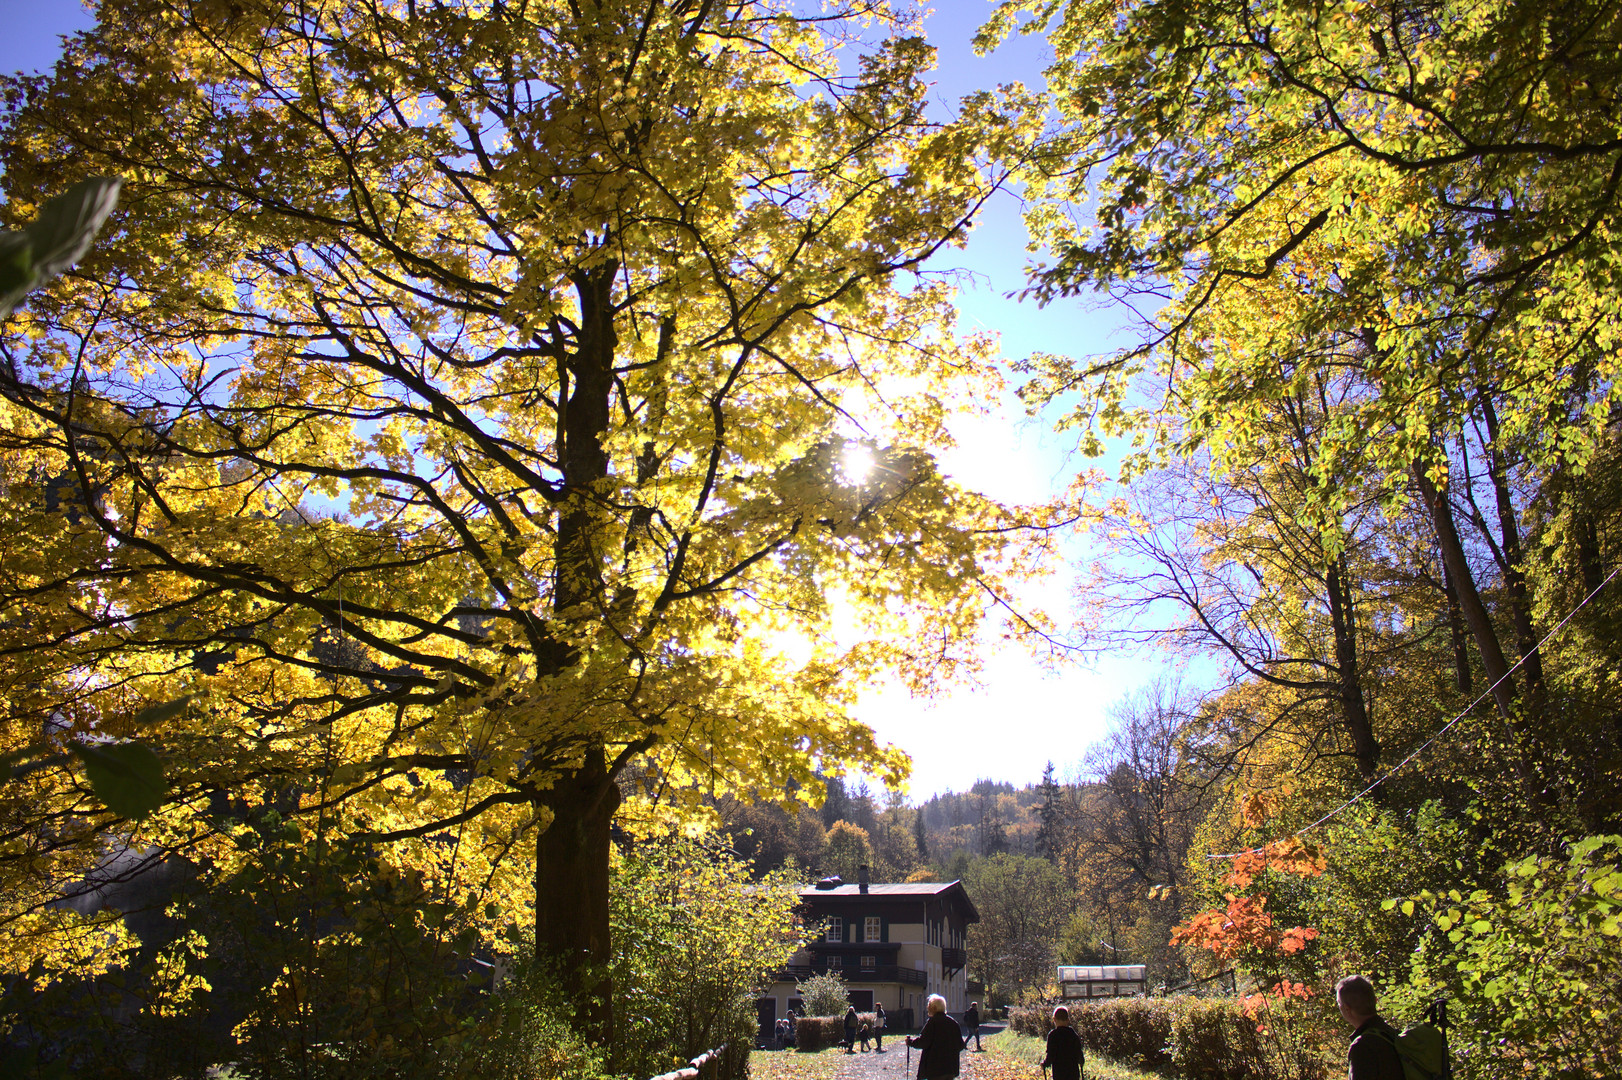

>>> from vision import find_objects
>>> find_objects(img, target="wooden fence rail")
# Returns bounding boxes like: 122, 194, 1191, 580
647, 1043, 729, 1080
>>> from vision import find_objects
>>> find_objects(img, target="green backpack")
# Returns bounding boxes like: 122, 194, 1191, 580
1374, 1001, 1452, 1080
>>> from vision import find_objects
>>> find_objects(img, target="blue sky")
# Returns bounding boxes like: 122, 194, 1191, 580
0, 0, 1176, 798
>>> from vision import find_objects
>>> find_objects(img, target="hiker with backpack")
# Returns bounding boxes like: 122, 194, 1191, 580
1334, 975, 1406, 1079
1335, 975, 1452, 1080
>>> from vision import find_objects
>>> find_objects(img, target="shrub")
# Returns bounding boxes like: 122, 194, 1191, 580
465, 962, 611, 1080
1399, 833, 1622, 1080
792, 1012, 879, 1052
794, 971, 849, 1018
1005, 1004, 1047, 1038
612, 839, 801, 1080
794, 1016, 844, 1052
1006, 996, 1329, 1080
1008, 999, 1173, 1065
1169, 999, 1272, 1080
1082, 998, 1175, 1067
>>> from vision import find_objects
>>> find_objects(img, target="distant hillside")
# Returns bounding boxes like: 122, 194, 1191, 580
711, 773, 1057, 882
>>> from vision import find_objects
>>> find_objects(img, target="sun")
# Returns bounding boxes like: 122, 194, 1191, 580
840, 443, 876, 485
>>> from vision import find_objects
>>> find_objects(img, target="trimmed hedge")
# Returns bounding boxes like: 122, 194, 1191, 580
1011, 999, 1174, 1067
794, 1013, 878, 1053
1007, 998, 1327, 1080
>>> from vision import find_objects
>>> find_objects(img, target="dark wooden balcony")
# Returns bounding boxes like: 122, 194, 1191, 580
941, 947, 967, 971
775, 963, 926, 987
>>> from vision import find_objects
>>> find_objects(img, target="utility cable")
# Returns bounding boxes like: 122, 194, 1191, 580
1209, 561, 1621, 859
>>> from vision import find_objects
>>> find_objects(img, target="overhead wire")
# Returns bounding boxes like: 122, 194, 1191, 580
1208, 561, 1621, 859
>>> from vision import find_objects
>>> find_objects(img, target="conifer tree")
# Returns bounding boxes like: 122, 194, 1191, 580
1036, 760, 1064, 863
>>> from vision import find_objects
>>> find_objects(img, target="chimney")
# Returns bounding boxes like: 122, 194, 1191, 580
858, 864, 870, 893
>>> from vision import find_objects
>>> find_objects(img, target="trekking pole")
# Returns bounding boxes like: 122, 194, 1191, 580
1431, 999, 1453, 1080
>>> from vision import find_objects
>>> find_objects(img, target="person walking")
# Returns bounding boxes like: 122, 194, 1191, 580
1041, 1006, 1085, 1080
907, 994, 966, 1080
844, 1004, 859, 1054
1336, 975, 1405, 1080
963, 1001, 982, 1051
874, 1002, 887, 1053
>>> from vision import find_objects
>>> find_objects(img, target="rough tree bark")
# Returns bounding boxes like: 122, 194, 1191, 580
535, 744, 622, 1035
533, 264, 622, 1037
1325, 556, 1381, 789
1478, 396, 1546, 724
1412, 465, 1518, 719
1441, 561, 1473, 693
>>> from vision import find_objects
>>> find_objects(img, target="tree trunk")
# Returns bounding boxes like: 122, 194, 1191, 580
1412, 465, 1518, 719
1325, 557, 1381, 789
533, 263, 623, 1042
1441, 561, 1473, 693
1479, 398, 1546, 725
1411, 464, 1552, 801
1575, 510, 1605, 596
536, 743, 622, 1040
554, 265, 619, 616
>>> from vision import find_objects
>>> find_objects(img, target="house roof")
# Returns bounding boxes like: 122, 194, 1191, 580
796, 879, 980, 922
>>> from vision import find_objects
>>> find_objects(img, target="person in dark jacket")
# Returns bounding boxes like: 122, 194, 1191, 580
1041, 1006, 1085, 1080
844, 1004, 859, 1054
964, 1001, 982, 1051
874, 1002, 887, 1052
907, 994, 966, 1080
1336, 975, 1405, 1080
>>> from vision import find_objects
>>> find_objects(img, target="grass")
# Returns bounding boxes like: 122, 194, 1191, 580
749, 1046, 856, 1080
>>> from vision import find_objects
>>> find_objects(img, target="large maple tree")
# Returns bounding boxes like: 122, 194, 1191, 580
0, 0, 1052, 1022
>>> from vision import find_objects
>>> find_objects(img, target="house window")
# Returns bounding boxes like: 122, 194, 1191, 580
826, 917, 843, 943
828, 954, 842, 969
865, 916, 881, 942
861, 955, 876, 970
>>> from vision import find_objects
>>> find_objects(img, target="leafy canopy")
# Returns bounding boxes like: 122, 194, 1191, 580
0, 0, 1055, 996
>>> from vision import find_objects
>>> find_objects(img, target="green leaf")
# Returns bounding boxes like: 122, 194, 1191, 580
0, 177, 122, 318
68, 740, 165, 819
130, 696, 192, 727
0, 234, 32, 309
1400, 899, 1415, 916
